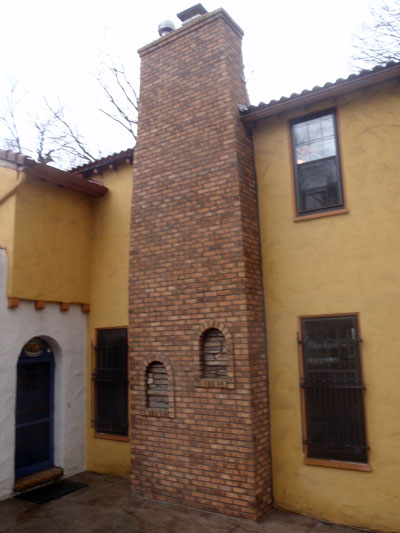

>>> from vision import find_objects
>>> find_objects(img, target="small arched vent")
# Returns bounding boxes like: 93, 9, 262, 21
146, 362, 169, 409
201, 328, 227, 379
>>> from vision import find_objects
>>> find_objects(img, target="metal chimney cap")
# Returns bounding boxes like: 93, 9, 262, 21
177, 4, 208, 23
158, 20, 176, 37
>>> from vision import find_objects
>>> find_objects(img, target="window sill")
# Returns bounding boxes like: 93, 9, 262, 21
304, 457, 371, 472
94, 432, 129, 442
294, 207, 348, 222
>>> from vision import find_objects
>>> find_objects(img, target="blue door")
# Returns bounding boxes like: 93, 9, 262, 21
15, 338, 54, 479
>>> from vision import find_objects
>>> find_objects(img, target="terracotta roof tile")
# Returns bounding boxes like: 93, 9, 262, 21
70, 148, 133, 177
242, 62, 400, 123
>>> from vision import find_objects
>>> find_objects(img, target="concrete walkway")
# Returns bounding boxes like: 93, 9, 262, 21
0, 472, 373, 533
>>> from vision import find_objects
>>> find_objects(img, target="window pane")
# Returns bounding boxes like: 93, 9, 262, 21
96, 381, 128, 435
294, 115, 336, 163
97, 329, 127, 371
297, 156, 341, 212
95, 328, 128, 436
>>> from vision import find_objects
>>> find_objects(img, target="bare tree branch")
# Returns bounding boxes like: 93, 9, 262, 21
44, 99, 98, 163
96, 54, 138, 141
33, 117, 56, 164
1, 53, 138, 169
0, 84, 22, 152
352, 0, 400, 69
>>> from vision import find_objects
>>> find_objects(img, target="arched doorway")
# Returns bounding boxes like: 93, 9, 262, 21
15, 337, 54, 479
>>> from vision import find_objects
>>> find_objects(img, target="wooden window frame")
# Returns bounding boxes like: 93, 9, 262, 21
290, 109, 347, 220
298, 313, 371, 472
93, 326, 129, 441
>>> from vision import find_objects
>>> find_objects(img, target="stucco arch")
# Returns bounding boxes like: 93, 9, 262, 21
0, 249, 87, 499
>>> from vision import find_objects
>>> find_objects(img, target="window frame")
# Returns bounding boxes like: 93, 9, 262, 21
298, 313, 371, 471
93, 326, 129, 441
290, 109, 347, 220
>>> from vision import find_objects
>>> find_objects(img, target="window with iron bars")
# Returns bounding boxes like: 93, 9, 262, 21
92, 328, 128, 437
299, 315, 368, 465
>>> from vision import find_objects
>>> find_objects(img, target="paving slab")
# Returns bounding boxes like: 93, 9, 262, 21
0, 472, 374, 533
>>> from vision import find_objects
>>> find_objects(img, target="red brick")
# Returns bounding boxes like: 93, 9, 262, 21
129, 9, 271, 519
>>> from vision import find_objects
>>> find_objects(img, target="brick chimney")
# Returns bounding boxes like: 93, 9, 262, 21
129, 7, 271, 519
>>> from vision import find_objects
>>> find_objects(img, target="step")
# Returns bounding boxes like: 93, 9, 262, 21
14, 467, 64, 494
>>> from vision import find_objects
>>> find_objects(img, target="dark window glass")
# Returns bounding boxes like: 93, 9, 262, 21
291, 112, 344, 216
93, 328, 128, 436
301, 316, 368, 463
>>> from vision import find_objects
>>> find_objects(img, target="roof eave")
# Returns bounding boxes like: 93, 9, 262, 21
0, 150, 108, 196
26, 163, 108, 197
70, 148, 134, 178
242, 63, 400, 124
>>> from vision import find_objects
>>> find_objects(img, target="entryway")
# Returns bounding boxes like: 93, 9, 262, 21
15, 337, 54, 480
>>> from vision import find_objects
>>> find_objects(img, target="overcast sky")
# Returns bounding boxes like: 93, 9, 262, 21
0, 0, 377, 158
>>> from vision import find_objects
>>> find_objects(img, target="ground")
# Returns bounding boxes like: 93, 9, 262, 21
0, 472, 374, 533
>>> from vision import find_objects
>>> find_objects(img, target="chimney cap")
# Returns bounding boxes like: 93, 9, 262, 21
158, 20, 176, 37
177, 4, 208, 23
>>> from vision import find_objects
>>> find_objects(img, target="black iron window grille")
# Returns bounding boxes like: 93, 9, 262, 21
291, 110, 345, 216
92, 328, 128, 436
299, 315, 368, 464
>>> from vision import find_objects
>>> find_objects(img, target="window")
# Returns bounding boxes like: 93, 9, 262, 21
299, 315, 368, 466
93, 328, 128, 437
291, 110, 344, 217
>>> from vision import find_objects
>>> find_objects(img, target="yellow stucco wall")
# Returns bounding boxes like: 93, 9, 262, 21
0, 164, 20, 293
10, 175, 92, 303
253, 81, 400, 532
1, 158, 132, 479
86, 162, 133, 478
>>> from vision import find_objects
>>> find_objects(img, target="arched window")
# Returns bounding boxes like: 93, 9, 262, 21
201, 328, 227, 379
146, 362, 169, 410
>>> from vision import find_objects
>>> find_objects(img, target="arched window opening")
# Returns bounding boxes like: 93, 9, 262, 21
146, 362, 169, 410
201, 328, 227, 379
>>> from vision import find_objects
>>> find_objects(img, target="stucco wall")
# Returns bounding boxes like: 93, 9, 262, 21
86, 163, 132, 478
0, 164, 20, 295
0, 249, 87, 500
253, 81, 400, 532
10, 177, 92, 303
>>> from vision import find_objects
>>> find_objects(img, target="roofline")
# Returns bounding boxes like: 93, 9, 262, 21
70, 148, 133, 177
26, 164, 108, 197
242, 63, 400, 124
0, 150, 108, 197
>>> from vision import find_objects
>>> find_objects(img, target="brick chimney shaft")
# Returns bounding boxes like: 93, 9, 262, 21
129, 8, 271, 519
